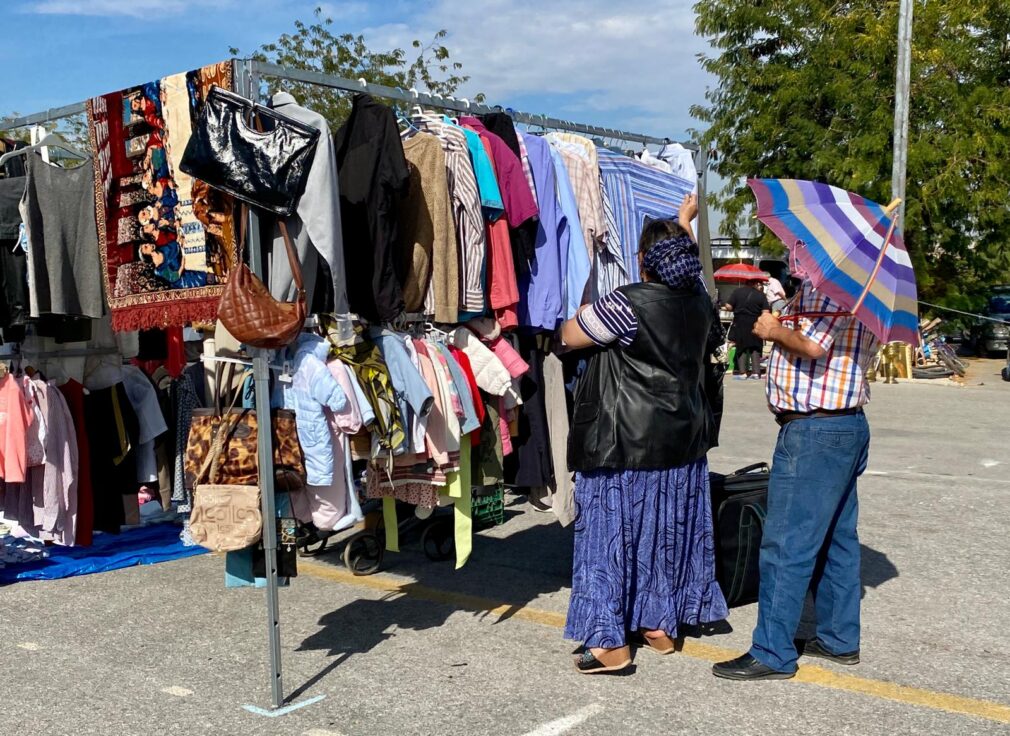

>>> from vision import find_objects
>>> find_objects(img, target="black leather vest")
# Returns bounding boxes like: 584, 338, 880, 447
568, 283, 714, 472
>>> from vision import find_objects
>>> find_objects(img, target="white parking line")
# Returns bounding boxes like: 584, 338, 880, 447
522, 704, 604, 736
161, 686, 193, 697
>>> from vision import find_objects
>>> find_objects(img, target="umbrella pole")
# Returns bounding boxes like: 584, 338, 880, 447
852, 203, 902, 315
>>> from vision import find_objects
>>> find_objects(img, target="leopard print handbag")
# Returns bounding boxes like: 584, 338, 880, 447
183, 365, 306, 491
189, 406, 263, 553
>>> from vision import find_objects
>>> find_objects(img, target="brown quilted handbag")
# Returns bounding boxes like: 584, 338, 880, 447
218, 204, 306, 349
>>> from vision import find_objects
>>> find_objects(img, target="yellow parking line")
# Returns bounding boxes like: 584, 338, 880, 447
300, 561, 1010, 725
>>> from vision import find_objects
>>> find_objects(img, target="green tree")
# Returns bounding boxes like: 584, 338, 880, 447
692, 0, 1010, 307
231, 6, 482, 129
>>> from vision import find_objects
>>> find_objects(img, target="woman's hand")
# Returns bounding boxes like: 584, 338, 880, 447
678, 193, 699, 227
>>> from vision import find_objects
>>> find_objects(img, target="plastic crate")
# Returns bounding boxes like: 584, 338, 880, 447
472, 485, 504, 529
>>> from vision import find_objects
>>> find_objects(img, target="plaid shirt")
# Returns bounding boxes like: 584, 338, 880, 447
766, 283, 880, 413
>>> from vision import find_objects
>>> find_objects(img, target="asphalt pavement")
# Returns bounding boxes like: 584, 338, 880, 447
1, 360, 1008, 736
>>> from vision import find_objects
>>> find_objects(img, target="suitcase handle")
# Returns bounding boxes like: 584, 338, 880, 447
727, 462, 770, 478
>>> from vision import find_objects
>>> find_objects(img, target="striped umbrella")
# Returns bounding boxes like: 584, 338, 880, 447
714, 263, 768, 282
747, 178, 919, 346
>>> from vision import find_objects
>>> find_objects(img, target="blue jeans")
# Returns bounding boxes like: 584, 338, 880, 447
749, 411, 870, 672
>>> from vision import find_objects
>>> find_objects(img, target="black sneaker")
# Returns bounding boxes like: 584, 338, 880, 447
798, 638, 860, 665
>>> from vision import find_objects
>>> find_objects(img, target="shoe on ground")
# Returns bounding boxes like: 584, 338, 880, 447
712, 653, 796, 681
797, 638, 860, 665
749, 374, 762, 380
574, 646, 633, 675
733, 375, 747, 381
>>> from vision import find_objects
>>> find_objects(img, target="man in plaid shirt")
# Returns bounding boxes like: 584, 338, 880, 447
714, 280, 879, 681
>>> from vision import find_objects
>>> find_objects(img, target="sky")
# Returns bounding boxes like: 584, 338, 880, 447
0, 0, 727, 229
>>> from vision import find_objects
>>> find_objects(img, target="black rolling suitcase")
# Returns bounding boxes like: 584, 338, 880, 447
709, 462, 769, 607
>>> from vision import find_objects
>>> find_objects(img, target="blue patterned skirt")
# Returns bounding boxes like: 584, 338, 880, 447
565, 458, 729, 648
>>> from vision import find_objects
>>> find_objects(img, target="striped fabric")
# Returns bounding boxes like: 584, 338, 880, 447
549, 141, 607, 257
597, 148, 695, 282
413, 118, 487, 313
749, 178, 919, 345
576, 289, 638, 347
513, 126, 538, 201
595, 187, 629, 297
766, 284, 880, 413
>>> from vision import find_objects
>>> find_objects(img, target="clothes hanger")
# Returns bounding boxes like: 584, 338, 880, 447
397, 112, 422, 138
0, 131, 91, 167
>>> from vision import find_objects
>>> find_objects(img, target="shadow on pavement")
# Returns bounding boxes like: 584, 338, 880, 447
797, 543, 899, 639
293, 509, 574, 689
860, 543, 900, 594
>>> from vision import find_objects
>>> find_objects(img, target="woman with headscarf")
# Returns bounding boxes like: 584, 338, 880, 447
558, 194, 728, 674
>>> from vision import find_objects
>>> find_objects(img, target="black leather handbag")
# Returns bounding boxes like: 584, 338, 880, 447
180, 86, 320, 217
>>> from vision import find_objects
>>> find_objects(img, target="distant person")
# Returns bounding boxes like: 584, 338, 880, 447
764, 275, 787, 315
713, 274, 879, 681
724, 279, 770, 380
559, 195, 727, 675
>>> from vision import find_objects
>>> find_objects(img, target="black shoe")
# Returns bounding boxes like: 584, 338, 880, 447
712, 654, 796, 681
798, 638, 860, 665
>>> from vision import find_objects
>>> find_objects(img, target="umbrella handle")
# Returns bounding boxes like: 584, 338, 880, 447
852, 210, 900, 315
780, 311, 851, 322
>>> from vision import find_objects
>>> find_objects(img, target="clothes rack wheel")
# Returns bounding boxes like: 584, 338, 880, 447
421, 518, 455, 562
296, 526, 331, 557
342, 530, 384, 575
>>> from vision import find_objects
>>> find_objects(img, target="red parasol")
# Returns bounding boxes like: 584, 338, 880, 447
714, 263, 768, 282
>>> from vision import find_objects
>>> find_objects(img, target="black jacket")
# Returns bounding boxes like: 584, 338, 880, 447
568, 283, 714, 472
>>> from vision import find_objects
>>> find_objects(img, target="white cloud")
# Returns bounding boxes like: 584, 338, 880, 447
24, 0, 218, 17
360, 0, 713, 140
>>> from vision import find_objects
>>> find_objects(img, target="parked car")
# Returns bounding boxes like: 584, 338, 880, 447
970, 286, 1010, 357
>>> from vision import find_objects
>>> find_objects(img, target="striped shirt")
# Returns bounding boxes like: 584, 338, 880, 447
597, 148, 694, 282
546, 135, 609, 251
596, 186, 630, 297
513, 126, 538, 201
576, 289, 638, 347
766, 284, 880, 413
411, 118, 487, 313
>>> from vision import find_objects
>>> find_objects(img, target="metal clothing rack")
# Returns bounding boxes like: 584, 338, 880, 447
1, 57, 714, 712
243, 60, 714, 287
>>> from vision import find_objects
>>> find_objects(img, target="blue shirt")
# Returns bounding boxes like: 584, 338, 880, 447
442, 115, 504, 219
549, 145, 592, 319
596, 147, 694, 282
518, 133, 568, 330
369, 328, 434, 454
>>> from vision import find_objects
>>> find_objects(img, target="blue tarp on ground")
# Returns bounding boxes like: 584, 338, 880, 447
0, 523, 207, 584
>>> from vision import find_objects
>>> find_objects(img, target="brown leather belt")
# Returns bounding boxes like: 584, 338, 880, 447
775, 407, 862, 427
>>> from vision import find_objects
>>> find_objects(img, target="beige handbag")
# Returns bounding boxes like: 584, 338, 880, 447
189, 387, 263, 552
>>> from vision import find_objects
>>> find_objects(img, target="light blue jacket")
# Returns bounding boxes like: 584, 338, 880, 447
368, 328, 434, 455
276, 334, 347, 486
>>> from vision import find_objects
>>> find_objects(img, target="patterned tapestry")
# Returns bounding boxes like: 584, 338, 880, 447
87, 61, 237, 331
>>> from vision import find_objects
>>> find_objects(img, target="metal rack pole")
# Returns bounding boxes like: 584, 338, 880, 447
249, 60, 689, 149
0, 102, 87, 131
696, 146, 715, 292
235, 59, 285, 710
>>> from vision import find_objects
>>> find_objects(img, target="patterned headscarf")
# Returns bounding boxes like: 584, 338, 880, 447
641, 234, 703, 290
